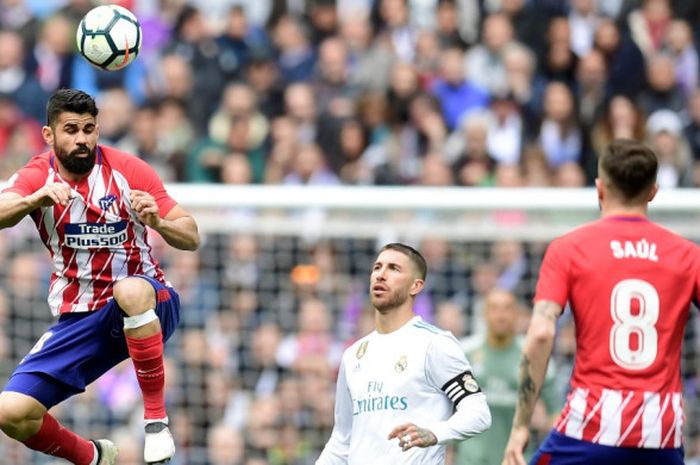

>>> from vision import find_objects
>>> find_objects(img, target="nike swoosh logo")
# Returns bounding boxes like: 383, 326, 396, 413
136, 367, 159, 374
114, 34, 131, 69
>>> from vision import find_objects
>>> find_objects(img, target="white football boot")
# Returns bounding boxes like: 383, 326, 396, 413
144, 421, 176, 464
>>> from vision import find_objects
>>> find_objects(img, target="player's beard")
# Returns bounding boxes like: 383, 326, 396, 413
371, 287, 409, 313
55, 144, 96, 175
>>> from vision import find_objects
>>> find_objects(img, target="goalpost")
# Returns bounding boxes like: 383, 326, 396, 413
170, 185, 700, 240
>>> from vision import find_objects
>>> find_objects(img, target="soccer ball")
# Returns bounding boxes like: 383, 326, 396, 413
76, 4, 141, 71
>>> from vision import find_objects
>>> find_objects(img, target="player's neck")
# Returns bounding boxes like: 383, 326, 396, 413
600, 200, 648, 218
374, 305, 415, 334
487, 332, 514, 349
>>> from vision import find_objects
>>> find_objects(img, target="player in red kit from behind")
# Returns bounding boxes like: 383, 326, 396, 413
0, 89, 200, 465
502, 139, 695, 465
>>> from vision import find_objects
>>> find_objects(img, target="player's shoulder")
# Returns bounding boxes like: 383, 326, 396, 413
409, 317, 450, 339
411, 317, 464, 354
342, 332, 376, 361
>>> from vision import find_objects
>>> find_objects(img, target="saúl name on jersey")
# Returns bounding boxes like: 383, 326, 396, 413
610, 239, 658, 262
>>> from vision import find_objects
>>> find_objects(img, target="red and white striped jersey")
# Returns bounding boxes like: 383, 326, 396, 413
2, 146, 177, 316
535, 215, 700, 449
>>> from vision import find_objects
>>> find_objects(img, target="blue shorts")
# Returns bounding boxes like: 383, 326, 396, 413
530, 430, 684, 465
3, 275, 180, 409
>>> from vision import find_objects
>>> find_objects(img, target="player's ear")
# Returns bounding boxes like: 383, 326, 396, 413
647, 183, 659, 202
41, 125, 54, 146
409, 278, 424, 297
595, 178, 603, 201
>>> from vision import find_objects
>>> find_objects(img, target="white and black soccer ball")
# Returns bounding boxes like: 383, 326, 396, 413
76, 4, 141, 71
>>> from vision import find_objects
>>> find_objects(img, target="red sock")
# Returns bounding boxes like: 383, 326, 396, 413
23, 413, 95, 465
126, 332, 167, 420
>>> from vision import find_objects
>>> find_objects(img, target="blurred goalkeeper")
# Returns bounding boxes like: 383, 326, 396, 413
0, 89, 199, 465
316, 243, 491, 465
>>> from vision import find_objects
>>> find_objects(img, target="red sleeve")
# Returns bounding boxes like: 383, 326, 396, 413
534, 237, 570, 307
2, 154, 50, 197
106, 147, 177, 217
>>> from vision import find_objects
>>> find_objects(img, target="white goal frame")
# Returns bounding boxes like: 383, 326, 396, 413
167, 186, 700, 241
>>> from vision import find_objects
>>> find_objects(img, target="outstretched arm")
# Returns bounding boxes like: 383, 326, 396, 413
131, 190, 200, 251
0, 184, 73, 229
502, 300, 562, 465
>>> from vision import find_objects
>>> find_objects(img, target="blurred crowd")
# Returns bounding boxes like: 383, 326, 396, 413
2, 0, 700, 464
3, 0, 700, 188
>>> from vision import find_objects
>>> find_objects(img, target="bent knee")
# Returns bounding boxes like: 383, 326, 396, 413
0, 392, 45, 438
113, 277, 156, 315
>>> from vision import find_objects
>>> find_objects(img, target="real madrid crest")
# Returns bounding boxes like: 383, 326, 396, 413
462, 373, 479, 393
394, 355, 407, 373
356, 341, 369, 359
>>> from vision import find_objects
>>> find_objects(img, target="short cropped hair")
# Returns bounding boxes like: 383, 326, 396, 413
46, 89, 98, 127
599, 139, 658, 201
378, 243, 428, 280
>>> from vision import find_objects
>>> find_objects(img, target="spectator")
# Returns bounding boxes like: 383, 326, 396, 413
574, 49, 608, 129
216, 5, 270, 82
588, 94, 647, 177
0, 94, 45, 179
207, 423, 246, 465
0, 29, 47, 122
28, 13, 76, 94
282, 143, 339, 186
466, 13, 515, 93
627, 0, 672, 58
311, 36, 358, 118
502, 41, 547, 128
376, 0, 417, 62
638, 53, 687, 115
567, 0, 600, 58
95, 87, 136, 147
276, 298, 343, 374
645, 109, 694, 187
245, 46, 286, 119
538, 16, 578, 88
434, 0, 470, 49
272, 15, 316, 84
340, 12, 395, 92
164, 5, 226, 133
457, 288, 560, 465
663, 19, 699, 98
538, 82, 583, 169
593, 17, 647, 98
450, 112, 497, 186
431, 46, 489, 131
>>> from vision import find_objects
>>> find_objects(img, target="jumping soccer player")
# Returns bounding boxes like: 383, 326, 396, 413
0, 88, 200, 465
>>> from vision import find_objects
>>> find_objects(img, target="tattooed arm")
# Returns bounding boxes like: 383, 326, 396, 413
501, 300, 562, 465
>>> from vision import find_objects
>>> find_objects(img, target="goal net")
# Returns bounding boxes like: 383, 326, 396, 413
0, 186, 698, 464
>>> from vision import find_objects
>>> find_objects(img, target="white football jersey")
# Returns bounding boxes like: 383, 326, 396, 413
317, 316, 486, 465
